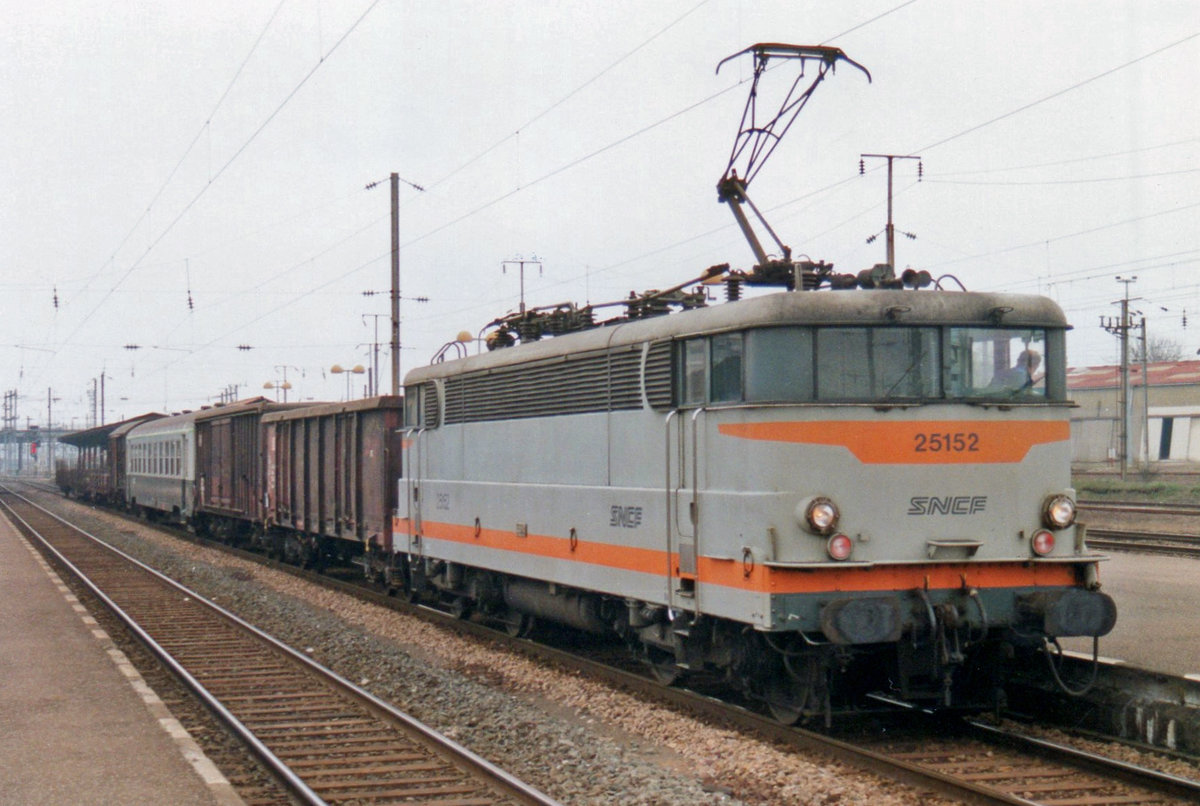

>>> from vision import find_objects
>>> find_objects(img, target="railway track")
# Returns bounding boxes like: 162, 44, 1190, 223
854, 709, 1200, 806
1075, 500, 1200, 557
10, 481, 1200, 806
0, 486, 558, 806
1078, 500, 1200, 517
1084, 528, 1200, 558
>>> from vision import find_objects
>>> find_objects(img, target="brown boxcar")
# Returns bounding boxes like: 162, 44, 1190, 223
56, 413, 163, 502
193, 397, 311, 538
260, 396, 403, 564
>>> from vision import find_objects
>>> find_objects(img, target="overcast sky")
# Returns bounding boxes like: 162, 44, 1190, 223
2, 1, 1198, 426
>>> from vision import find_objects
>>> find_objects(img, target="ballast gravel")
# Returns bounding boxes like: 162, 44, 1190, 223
53, 497, 956, 805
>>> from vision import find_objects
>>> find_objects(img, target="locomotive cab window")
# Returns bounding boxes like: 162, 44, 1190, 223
745, 327, 813, 402
675, 323, 1062, 407
946, 327, 1062, 400
817, 327, 940, 401
678, 333, 747, 405
404, 385, 423, 427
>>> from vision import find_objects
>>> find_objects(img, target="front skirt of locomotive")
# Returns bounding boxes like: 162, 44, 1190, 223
761, 562, 1117, 645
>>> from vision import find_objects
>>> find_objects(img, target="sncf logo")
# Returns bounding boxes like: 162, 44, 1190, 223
908, 496, 987, 516
610, 505, 644, 529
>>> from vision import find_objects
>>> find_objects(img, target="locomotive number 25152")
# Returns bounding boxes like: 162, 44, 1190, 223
913, 432, 980, 453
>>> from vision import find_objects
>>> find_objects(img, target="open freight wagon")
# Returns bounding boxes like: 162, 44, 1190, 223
260, 396, 404, 569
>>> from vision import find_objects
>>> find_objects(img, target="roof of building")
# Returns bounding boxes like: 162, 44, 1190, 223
1068, 359, 1200, 390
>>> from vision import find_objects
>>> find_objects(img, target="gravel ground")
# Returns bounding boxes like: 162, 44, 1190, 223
45, 495, 946, 806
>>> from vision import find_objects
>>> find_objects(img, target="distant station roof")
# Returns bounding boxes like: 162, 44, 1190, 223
58, 413, 163, 449
1068, 359, 1200, 391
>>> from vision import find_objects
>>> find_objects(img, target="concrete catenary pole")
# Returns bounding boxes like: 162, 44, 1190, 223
390, 172, 400, 396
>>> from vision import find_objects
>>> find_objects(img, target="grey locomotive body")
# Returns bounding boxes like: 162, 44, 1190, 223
395, 288, 1114, 720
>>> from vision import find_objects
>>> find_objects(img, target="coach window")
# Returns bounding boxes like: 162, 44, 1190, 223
745, 327, 813, 402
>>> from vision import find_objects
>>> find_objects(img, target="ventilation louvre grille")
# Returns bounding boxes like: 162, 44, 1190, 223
423, 382, 440, 427
444, 347, 650, 424
644, 341, 673, 410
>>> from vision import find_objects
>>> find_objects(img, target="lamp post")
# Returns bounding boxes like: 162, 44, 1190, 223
330, 364, 365, 401
262, 380, 292, 401
266, 365, 300, 402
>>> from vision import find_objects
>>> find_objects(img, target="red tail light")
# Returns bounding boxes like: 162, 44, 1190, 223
827, 533, 853, 561
1032, 529, 1055, 556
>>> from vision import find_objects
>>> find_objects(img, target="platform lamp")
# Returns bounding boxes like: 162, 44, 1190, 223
262, 379, 292, 402
330, 364, 365, 401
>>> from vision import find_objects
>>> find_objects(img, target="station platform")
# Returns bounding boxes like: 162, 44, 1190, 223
1061, 550, 1200, 680
0, 513, 242, 805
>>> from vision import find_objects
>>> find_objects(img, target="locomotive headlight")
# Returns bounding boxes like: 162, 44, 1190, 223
1042, 494, 1077, 529
800, 497, 839, 535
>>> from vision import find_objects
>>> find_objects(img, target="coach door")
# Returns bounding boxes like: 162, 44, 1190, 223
402, 427, 425, 558
665, 408, 701, 613
402, 385, 429, 559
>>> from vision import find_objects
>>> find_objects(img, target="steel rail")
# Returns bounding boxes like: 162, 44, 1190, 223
965, 719, 1200, 802
17, 481, 1200, 806
0, 485, 560, 806
1079, 499, 1200, 516
1085, 527, 1200, 558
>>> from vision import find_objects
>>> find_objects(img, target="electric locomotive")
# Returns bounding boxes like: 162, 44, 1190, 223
396, 277, 1113, 720
390, 44, 1115, 721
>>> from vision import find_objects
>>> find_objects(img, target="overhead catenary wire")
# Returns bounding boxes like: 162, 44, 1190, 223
915, 30, 1200, 155
927, 166, 1200, 186
64, 0, 289, 317
22, 6, 1199, 410
935, 135, 1200, 177
41, 0, 384, 390
426, 0, 716, 193
60, 1, 930, 375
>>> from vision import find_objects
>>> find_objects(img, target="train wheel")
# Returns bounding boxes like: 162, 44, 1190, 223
646, 647, 681, 686
764, 658, 820, 725
502, 613, 535, 638
449, 596, 472, 620
766, 699, 803, 725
